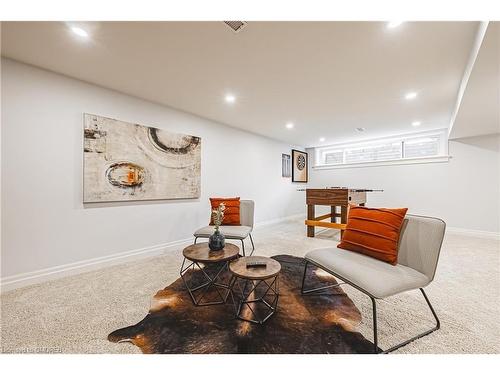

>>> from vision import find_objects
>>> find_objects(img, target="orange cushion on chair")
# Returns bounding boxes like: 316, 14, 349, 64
209, 197, 241, 226
337, 205, 408, 265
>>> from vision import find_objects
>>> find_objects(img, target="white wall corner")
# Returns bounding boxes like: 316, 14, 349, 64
448, 21, 489, 137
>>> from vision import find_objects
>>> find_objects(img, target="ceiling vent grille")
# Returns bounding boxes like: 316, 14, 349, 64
224, 21, 247, 33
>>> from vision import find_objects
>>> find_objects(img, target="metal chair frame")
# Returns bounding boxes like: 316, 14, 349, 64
301, 259, 440, 354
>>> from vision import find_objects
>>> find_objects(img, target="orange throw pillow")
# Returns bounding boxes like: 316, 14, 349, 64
209, 197, 241, 226
337, 206, 408, 265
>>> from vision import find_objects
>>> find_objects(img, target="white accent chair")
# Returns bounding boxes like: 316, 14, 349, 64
301, 214, 446, 353
193, 200, 255, 256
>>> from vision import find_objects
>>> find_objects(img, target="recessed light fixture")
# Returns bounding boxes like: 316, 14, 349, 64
387, 21, 404, 29
224, 94, 236, 103
70, 26, 89, 38
412, 121, 422, 127
286, 122, 294, 129
319, 137, 325, 142
405, 92, 418, 100
355, 127, 365, 132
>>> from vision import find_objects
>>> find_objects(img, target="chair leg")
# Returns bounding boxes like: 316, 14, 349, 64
300, 260, 310, 294
249, 233, 255, 255
371, 297, 379, 353
240, 239, 246, 257
421, 288, 441, 330
374, 288, 441, 354
300, 260, 344, 295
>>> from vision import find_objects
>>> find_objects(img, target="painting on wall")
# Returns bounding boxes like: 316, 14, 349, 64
282, 153, 291, 178
83, 114, 201, 202
291, 149, 308, 183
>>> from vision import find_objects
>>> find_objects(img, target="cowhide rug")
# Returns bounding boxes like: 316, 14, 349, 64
108, 255, 375, 353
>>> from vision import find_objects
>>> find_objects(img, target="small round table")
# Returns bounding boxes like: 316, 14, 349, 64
180, 243, 240, 306
229, 256, 281, 324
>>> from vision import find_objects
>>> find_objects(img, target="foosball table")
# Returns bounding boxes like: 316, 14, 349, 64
305, 188, 382, 238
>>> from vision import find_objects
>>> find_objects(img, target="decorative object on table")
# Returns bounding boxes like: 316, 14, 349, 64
194, 199, 255, 256
179, 242, 239, 306
108, 255, 374, 354
229, 256, 281, 324
83, 113, 201, 202
291, 149, 308, 182
245, 260, 268, 268
209, 202, 226, 251
281, 153, 291, 177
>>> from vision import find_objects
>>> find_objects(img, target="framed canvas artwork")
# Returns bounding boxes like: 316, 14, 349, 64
282, 153, 291, 177
291, 149, 308, 183
83, 114, 201, 202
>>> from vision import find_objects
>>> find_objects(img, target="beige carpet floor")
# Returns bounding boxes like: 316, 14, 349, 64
1, 218, 499, 354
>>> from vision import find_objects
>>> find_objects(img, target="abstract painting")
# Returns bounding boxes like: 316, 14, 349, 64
291, 149, 308, 182
83, 114, 201, 202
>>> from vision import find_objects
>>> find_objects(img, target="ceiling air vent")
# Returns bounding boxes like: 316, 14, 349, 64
224, 21, 247, 33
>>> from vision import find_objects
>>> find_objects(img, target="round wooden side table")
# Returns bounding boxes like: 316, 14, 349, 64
229, 256, 281, 324
180, 243, 240, 306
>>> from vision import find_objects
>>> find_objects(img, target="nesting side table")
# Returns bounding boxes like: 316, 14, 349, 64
229, 256, 281, 324
180, 243, 240, 306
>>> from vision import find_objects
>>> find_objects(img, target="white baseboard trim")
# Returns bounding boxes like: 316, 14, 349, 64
0, 237, 193, 293
4, 216, 497, 293
446, 227, 500, 240
0, 213, 306, 293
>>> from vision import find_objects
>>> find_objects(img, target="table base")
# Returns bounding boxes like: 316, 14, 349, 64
230, 275, 279, 324
180, 258, 232, 306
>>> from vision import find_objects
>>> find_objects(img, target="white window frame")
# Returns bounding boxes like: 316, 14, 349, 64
313, 129, 450, 170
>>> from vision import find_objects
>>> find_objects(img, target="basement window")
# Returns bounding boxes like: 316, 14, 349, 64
314, 129, 449, 169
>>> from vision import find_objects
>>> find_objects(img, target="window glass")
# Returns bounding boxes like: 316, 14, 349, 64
315, 130, 446, 166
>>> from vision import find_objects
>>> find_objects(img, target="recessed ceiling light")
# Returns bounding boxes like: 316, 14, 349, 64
387, 21, 404, 29
405, 92, 418, 100
355, 127, 365, 132
412, 121, 422, 127
224, 94, 236, 103
319, 137, 325, 142
70, 26, 89, 38
286, 122, 294, 129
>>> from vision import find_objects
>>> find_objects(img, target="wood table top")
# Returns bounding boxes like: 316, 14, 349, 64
183, 243, 240, 263
229, 256, 281, 280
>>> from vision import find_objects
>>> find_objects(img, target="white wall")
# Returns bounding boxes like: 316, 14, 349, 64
3, 58, 498, 289
308, 134, 500, 234
1, 58, 304, 281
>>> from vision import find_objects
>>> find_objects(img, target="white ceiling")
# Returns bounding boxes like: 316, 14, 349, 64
1, 21, 480, 146
449, 22, 499, 139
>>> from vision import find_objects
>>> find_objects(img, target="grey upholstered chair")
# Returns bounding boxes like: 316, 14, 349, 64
193, 200, 255, 256
301, 214, 446, 353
